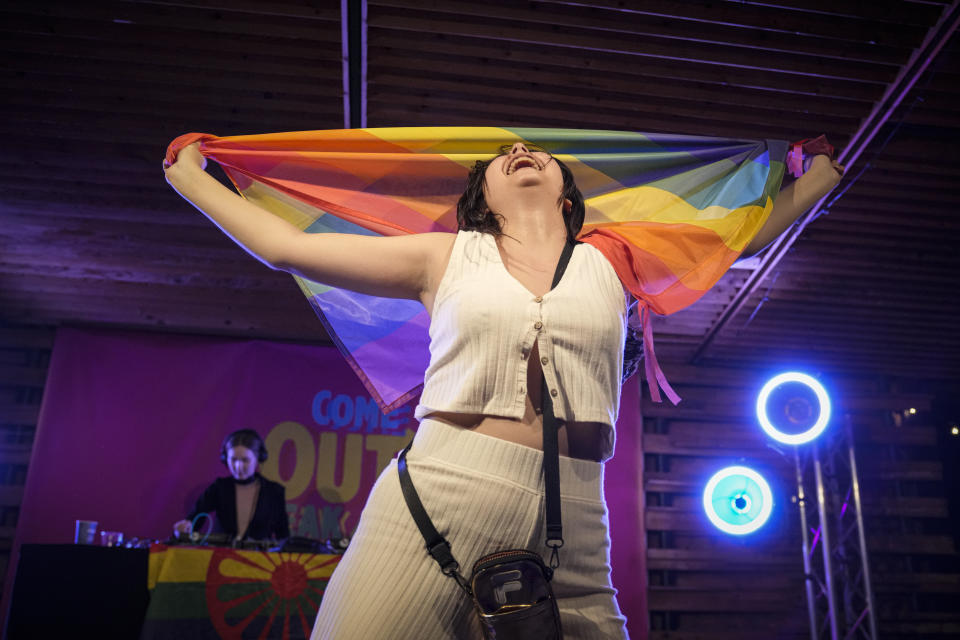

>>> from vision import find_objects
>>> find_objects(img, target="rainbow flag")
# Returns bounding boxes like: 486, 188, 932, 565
166, 128, 787, 409
142, 544, 340, 640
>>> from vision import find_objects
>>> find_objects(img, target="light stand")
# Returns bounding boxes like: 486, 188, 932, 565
793, 414, 878, 640
756, 373, 878, 639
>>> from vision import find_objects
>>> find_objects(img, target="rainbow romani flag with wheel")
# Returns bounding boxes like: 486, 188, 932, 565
142, 544, 340, 639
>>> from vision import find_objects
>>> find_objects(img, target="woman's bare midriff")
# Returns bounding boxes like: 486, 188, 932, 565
426, 410, 605, 462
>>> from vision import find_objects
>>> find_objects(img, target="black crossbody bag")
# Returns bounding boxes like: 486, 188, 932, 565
398, 240, 575, 640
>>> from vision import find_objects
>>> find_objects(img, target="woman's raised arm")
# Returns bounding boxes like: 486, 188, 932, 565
163, 143, 451, 303
743, 154, 844, 257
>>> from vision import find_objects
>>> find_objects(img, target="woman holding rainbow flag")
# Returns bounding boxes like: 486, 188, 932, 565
164, 128, 842, 638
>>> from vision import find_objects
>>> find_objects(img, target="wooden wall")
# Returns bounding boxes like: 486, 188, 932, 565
640, 364, 959, 640
0, 325, 54, 585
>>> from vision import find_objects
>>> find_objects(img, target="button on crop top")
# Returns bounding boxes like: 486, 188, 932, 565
415, 230, 628, 460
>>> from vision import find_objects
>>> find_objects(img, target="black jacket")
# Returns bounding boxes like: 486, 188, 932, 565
187, 474, 290, 540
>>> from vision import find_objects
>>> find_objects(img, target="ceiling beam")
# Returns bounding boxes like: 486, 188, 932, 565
341, 0, 368, 128
690, 0, 960, 364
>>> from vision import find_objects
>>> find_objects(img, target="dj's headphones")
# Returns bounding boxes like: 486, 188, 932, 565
219, 429, 269, 465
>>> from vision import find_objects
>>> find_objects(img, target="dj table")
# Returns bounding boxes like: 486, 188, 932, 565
7, 543, 340, 639
7, 544, 150, 639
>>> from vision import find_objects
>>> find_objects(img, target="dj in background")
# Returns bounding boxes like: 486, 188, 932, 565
173, 429, 290, 541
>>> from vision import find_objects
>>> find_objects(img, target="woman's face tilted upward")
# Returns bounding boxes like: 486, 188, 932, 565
483, 142, 565, 215
225, 445, 258, 481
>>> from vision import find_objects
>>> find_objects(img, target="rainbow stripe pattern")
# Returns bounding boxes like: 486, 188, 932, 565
167, 128, 787, 410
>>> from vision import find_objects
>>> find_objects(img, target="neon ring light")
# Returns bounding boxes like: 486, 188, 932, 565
756, 372, 831, 445
703, 466, 773, 535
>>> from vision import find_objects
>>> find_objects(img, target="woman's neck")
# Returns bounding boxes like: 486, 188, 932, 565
234, 474, 259, 486
498, 205, 567, 254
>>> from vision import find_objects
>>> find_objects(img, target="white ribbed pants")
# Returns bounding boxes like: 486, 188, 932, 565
311, 420, 628, 639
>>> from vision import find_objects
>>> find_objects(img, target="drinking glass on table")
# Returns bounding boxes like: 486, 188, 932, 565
99, 531, 124, 547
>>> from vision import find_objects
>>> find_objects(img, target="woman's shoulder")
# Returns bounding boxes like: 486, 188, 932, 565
394, 230, 458, 259
423, 230, 458, 244
201, 476, 233, 497
259, 475, 286, 493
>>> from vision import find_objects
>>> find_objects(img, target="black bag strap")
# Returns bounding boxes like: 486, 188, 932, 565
543, 239, 575, 567
398, 238, 576, 585
397, 442, 472, 593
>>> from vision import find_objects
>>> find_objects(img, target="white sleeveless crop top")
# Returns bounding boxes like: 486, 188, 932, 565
415, 230, 627, 460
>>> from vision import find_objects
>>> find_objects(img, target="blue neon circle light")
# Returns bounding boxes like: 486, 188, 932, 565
703, 466, 773, 535
756, 372, 831, 445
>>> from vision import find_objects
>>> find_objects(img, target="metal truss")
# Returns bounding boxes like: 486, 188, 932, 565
794, 414, 879, 640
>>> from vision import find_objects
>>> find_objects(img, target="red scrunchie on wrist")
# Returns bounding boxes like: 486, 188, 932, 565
787, 134, 836, 178
163, 132, 219, 168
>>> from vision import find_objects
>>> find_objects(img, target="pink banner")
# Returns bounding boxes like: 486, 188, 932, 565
12, 327, 646, 636
16, 328, 416, 546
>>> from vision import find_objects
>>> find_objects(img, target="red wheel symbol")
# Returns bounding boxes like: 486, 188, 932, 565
205, 549, 339, 639
270, 559, 309, 599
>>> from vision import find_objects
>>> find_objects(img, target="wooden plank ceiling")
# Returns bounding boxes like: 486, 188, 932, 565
1, 0, 958, 382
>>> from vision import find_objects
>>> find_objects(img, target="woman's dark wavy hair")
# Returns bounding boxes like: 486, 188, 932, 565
456, 154, 585, 243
